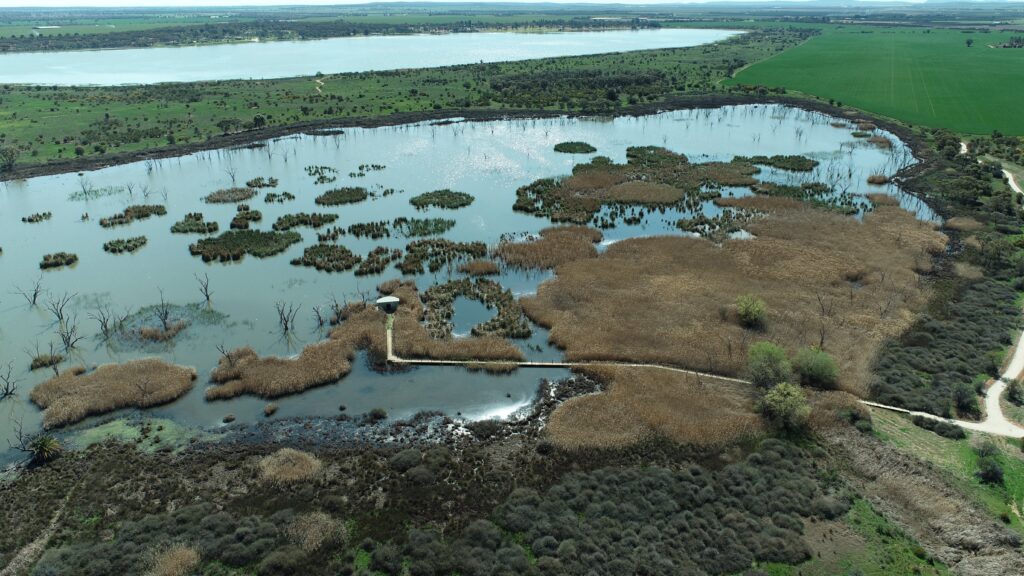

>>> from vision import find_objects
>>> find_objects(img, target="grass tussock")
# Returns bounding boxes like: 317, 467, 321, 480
206, 282, 523, 400
945, 216, 984, 231
30, 358, 197, 428
523, 203, 946, 397
546, 366, 764, 449
867, 174, 891, 185
145, 544, 200, 576
493, 226, 602, 269
259, 448, 322, 484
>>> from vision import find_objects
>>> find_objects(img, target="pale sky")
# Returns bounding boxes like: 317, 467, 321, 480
0, 0, 882, 8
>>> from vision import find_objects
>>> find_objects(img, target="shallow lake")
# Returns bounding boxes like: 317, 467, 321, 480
0, 104, 931, 458
0, 28, 737, 85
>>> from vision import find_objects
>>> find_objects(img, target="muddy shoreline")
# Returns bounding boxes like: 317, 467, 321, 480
1, 94, 925, 182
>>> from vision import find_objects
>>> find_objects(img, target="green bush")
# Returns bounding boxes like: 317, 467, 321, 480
748, 341, 791, 388
911, 416, 966, 440
1008, 379, 1024, 405
792, 347, 838, 389
977, 456, 1004, 485
736, 294, 767, 328
757, 382, 810, 433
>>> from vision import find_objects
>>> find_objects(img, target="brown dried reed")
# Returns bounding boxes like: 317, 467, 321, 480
259, 448, 322, 484
546, 366, 764, 449
206, 282, 523, 400
30, 358, 197, 428
494, 226, 603, 270
523, 203, 946, 397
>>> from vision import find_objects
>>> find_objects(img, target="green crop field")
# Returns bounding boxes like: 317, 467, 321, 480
730, 26, 1024, 135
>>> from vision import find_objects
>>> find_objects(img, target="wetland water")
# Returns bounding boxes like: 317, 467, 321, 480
0, 104, 931, 456
0, 28, 737, 85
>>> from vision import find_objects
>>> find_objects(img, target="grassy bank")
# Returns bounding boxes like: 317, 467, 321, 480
0, 27, 809, 178
730, 26, 1024, 134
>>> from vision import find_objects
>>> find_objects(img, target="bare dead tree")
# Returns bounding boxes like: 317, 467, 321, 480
224, 164, 238, 186
133, 378, 153, 399
89, 306, 115, 340
153, 289, 173, 332
9, 416, 31, 454
275, 301, 301, 333
327, 294, 347, 325
45, 292, 76, 326
194, 273, 213, 305
0, 361, 18, 401
312, 305, 326, 328
216, 344, 235, 367
124, 182, 136, 199
57, 314, 85, 352
11, 274, 45, 307
139, 183, 152, 200
815, 292, 836, 349
49, 342, 60, 377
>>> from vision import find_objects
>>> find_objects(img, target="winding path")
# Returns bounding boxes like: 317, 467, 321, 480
387, 328, 1024, 438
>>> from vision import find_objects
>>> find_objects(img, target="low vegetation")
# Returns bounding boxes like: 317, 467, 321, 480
458, 259, 499, 276
290, 244, 361, 273
409, 189, 474, 210
229, 204, 262, 230
102, 236, 148, 254
734, 154, 819, 171
514, 146, 758, 225
39, 251, 78, 270
523, 199, 945, 396
189, 229, 301, 262
170, 212, 218, 234
29, 358, 197, 428
272, 212, 339, 231
397, 239, 487, 274
391, 216, 456, 238
422, 278, 531, 339
98, 204, 166, 228
21, 211, 52, 223
259, 448, 323, 485
553, 141, 597, 154
547, 365, 764, 449
203, 187, 256, 203
355, 246, 402, 276
206, 282, 522, 400
494, 225, 602, 269
315, 187, 369, 206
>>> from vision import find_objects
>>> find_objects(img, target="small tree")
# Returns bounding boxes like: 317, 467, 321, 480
793, 347, 839, 389
0, 146, 18, 172
748, 341, 792, 388
1007, 379, 1023, 406
736, 294, 767, 329
953, 382, 981, 418
966, 38, 975, 48
758, 383, 810, 433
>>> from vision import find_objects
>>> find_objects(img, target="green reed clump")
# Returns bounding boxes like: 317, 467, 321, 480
392, 217, 455, 238
189, 230, 300, 262
245, 176, 278, 188
272, 212, 338, 231
422, 277, 531, 339
264, 191, 295, 203
40, 252, 78, 269
230, 204, 263, 230
21, 211, 52, 223
409, 189, 474, 210
554, 141, 597, 154
171, 213, 218, 234
734, 155, 819, 172
356, 246, 402, 276
397, 239, 487, 274
103, 236, 148, 254
316, 226, 345, 242
203, 187, 256, 203
290, 244, 362, 273
99, 204, 166, 228
347, 221, 390, 239
315, 187, 368, 206
305, 165, 337, 184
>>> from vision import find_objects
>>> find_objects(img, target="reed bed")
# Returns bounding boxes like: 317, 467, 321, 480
458, 259, 500, 276
206, 282, 523, 400
523, 203, 946, 397
493, 226, 602, 270
546, 366, 764, 449
203, 187, 256, 203
30, 358, 197, 428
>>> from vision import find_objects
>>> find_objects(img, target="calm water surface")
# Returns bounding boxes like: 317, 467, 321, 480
0, 105, 930, 457
0, 28, 737, 85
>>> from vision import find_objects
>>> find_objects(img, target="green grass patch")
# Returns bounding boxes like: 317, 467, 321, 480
409, 189, 474, 210
730, 26, 1024, 134
554, 141, 597, 154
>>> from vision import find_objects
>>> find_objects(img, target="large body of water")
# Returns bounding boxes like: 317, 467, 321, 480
0, 28, 737, 85
0, 104, 928, 458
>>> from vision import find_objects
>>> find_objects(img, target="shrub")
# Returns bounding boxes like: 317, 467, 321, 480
911, 416, 966, 440
388, 448, 422, 472
1008, 379, 1024, 405
977, 456, 1004, 485
736, 294, 767, 328
758, 383, 810, 432
286, 512, 342, 553
953, 382, 981, 418
748, 341, 791, 388
792, 347, 838, 389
